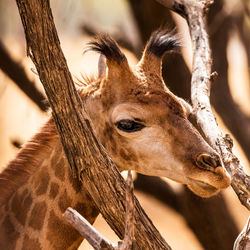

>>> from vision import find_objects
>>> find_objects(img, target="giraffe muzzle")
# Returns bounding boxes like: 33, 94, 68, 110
196, 153, 222, 172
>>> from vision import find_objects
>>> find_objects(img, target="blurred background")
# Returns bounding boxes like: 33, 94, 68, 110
0, 0, 249, 249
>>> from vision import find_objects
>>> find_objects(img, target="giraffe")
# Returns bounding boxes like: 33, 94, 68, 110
0, 29, 231, 249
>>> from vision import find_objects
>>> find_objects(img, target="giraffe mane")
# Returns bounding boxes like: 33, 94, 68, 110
0, 117, 58, 207
74, 73, 98, 87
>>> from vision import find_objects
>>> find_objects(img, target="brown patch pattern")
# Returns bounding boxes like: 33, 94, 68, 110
102, 122, 117, 156
23, 234, 42, 250
58, 190, 72, 213
0, 216, 19, 249
11, 189, 32, 226
68, 167, 82, 193
49, 182, 59, 199
74, 200, 99, 224
0, 117, 57, 207
119, 148, 137, 162
53, 157, 65, 182
35, 168, 50, 196
47, 210, 81, 249
28, 201, 47, 230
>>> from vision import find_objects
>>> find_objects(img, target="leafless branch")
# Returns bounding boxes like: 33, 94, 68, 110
64, 208, 115, 250
234, 216, 250, 250
15, 0, 171, 248
64, 171, 135, 250
155, 0, 250, 210
0, 40, 48, 112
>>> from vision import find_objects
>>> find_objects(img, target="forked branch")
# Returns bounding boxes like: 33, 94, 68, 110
15, 0, 171, 249
155, 0, 250, 210
63, 171, 135, 250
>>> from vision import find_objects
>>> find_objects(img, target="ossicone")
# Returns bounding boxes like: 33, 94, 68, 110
84, 34, 126, 64
137, 29, 181, 78
84, 34, 130, 79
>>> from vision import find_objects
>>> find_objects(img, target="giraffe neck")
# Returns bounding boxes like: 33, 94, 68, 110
0, 117, 99, 250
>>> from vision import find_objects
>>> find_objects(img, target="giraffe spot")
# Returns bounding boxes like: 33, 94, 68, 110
54, 157, 66, 181
103, 122, 113, 142
167, 128, 173, 136
119, 148, 137, 162
110, 138, 117, 156
11, 189, 33, 226
58, 190, 72, 213
23, 234, 42, 250
35, 168, 50, 195
74, 199, 99, 224
47, 210, 82, 249
28, 201, 47, 230
49, 182, 59, 199
0, 216, 19, 249
68, 168, 82, 193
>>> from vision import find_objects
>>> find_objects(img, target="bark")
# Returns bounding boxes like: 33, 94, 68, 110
155, 0, 250, 211
0, 40, 48, 111
130, 1, 240, 249
15, 0, 171, 249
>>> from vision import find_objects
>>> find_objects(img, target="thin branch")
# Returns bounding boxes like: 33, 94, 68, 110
15, 0, 171, 248
64, 208, 115, 250
234, 216, 250, 250
64, 171, 135, 250
155, 0, 250, 210
0, 40, 48, 112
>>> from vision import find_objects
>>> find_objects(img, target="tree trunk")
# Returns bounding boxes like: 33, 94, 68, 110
15, 0, 172, 249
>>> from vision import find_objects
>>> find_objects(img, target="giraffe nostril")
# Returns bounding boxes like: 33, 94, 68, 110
196, 154, 221, 171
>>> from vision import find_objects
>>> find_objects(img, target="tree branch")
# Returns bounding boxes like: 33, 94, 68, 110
64, 208, 115, 250
64, 171, 135, 250
234, 216, 250, 250
0, 40, 48, 112
15, 0, 171, 248
155, 0, 250, 210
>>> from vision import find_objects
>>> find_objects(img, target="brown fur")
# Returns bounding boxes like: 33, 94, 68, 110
0, 29, 231, 249
0, 117, 57, 207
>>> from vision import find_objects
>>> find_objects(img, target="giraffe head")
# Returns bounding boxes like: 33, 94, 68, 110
82, 29, 231, 198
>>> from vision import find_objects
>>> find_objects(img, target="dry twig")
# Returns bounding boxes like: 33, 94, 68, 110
155, 0, 250, 210
234, 216, 250, 250
63, 171, 135, 250
15, 0, 171, 249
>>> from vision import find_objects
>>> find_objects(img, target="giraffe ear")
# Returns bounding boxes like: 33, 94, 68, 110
85, 34, 130, 79
137, 29, 181, 76
177, 97, 193, 116
98, 54, 106, 78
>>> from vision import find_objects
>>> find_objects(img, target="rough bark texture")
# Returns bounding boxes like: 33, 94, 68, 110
155, 0, 250, 210
15, 0, 171, 249
0, 40, 48, 111
130, 1, 240, 249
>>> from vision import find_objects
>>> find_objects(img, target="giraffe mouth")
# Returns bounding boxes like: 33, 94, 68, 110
187, 178, 219, 197
194, 180, 218, 192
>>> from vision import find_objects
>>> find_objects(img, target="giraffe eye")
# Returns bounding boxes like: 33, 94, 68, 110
115, 119, 145, 133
